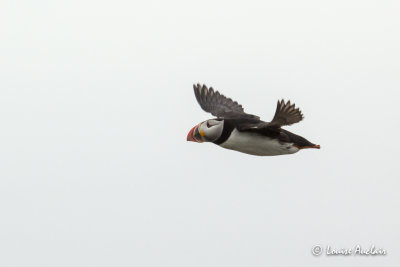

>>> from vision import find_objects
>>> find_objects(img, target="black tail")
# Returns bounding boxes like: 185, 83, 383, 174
281, 129, 320, 149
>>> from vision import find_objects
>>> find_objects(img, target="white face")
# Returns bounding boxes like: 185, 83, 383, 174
197, 119, 224, 142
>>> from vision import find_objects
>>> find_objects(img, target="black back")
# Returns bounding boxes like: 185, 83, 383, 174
213, 118, 316, 148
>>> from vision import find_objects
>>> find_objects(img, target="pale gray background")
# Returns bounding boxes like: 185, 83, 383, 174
1, 0, 399, 266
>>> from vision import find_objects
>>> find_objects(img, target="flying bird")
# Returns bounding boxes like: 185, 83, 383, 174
187, 84, 320, 156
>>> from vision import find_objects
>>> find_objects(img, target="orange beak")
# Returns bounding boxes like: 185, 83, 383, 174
187, 125, 201, 142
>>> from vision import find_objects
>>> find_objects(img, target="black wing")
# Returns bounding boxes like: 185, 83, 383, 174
237, 99, 304, 131
193, 84, 259, 120
267, 99, 303, 128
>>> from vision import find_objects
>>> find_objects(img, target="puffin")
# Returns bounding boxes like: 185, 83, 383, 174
187, 84, 320, 156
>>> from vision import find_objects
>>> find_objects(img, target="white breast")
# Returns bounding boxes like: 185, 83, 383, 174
219, 129, 299, 156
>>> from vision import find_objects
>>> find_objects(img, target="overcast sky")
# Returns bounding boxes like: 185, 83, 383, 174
1, 1, 399, 266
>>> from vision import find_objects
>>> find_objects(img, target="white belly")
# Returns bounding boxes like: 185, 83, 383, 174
219, 129, 299, 156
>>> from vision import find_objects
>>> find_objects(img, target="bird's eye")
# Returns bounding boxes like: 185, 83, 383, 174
206, 120, 221, 128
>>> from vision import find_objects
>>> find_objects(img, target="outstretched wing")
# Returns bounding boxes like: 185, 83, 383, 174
267, 99, 303, 128
193, 84, 259, 120
237, 99, 304, 132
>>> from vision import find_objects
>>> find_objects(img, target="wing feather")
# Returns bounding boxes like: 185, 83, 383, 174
193, 84, 259, 119
267, 99, 303, 128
